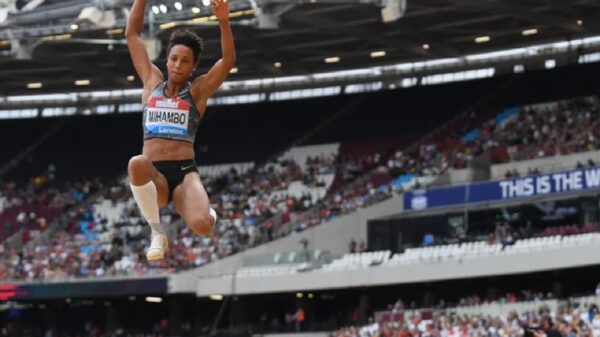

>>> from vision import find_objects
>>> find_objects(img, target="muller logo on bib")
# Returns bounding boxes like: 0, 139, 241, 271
155, 99, 180, 109
145, 97, 191, 137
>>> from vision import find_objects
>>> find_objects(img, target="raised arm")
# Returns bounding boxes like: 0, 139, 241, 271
125, 0, 162, 87
191, 0, 236, 104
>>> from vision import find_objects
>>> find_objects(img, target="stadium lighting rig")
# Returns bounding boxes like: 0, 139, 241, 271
0, 0, 407, 63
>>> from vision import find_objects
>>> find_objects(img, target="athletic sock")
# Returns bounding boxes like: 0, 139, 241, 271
130, 181, 165, 235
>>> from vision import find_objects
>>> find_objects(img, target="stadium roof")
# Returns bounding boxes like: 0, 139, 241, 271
0, 0, 598, 95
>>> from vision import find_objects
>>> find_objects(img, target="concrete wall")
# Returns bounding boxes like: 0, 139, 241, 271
431, 152, 491, 187
194, 241, 600, 296
447, 168, 477, 185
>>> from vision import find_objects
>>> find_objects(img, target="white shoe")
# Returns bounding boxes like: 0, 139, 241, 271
146, 233, 169, 261
209, 208, 218, 235
210, 207, 218, 226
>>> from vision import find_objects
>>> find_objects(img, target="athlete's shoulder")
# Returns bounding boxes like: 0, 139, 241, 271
190, 75, 210, 95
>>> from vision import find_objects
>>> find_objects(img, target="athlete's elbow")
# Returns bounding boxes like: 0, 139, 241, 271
124, 29, 137, 39
124, 25, 141, 38
225, 54, 236, 69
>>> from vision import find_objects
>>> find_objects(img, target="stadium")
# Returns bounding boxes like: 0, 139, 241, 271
0, 0, 600, 336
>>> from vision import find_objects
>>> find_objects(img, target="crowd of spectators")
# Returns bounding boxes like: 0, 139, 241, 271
487, 98, 600, 164
332, 301, 600, 337
0, 169, 104, 242
0, 143, 408, 280
380, 290, 556, 315
1, 96, 599, 281
404, 97, 600, 176
286, 97, 600, 240
213, 155, 335, 230
0, 153, 341, 280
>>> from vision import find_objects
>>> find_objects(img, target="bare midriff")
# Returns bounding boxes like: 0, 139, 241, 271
142, 138, 195, 162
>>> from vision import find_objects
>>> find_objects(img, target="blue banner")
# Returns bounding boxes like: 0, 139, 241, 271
404, 166, 600, 210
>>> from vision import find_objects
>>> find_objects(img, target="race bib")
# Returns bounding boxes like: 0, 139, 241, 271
145, 97, 190, 136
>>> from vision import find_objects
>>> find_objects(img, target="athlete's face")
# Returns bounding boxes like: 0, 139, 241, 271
167, 44, 196, 82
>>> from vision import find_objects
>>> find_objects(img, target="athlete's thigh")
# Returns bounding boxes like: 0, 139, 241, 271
148, 164, 169, 208
172, 172, 210, 222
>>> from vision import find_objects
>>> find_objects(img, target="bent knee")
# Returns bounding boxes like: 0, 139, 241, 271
128, 155, 152, 183
128, 155, 150, 172
189, 215, 215, 237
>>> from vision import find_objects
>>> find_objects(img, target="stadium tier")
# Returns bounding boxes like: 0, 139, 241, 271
1, 87, 599, 281
1, 5, 600, 334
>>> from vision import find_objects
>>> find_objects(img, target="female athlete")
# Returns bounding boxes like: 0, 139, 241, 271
125, 0, 235, 260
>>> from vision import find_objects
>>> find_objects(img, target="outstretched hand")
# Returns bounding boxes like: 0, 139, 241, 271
211, 0, 229, 22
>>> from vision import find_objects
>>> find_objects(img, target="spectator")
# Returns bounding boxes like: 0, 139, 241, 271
536, 316, 562, 337
358, 240, 366, 253
295, 307, 305, 332
266, 221, 274, 242
349, 238, 357, 253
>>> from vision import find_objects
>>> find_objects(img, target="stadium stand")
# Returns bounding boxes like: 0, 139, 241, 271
332, 296, 600, 337
1, 93, 600, 281
2, 62, 600, 337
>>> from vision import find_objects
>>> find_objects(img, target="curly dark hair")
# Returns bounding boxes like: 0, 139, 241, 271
167, 29, 204, 64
